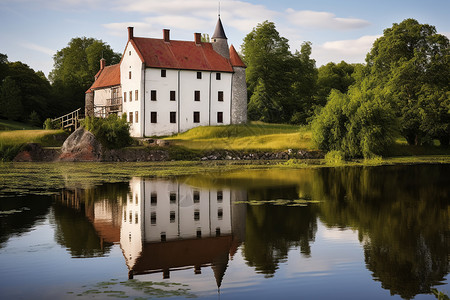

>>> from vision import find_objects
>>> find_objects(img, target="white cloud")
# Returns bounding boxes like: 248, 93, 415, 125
21, 42, 54, 56
312, 35, 381, 66
286, 9, 370, 30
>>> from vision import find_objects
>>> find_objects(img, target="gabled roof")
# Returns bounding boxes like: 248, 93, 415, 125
229, 45, 246, 68
86, 64, 120, 93
212, 16, 227, 39
130, 37, 234, 72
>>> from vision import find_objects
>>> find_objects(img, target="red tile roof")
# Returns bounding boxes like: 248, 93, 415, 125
229, 45, 246, 68
131, 37, 234, 72
86, 64, 120, 93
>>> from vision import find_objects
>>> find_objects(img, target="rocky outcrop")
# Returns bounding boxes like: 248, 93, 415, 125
58, 127, 103, 162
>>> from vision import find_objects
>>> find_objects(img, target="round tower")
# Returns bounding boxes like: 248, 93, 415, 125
211, 16, 230, 59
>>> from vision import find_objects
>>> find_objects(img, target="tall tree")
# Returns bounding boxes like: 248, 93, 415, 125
49, 37, 121, 114
289, 42, 318, 124
0, 53, 8, 83
242, 21, 293, 123
366, 19, 449, 145
0, 77, 24, 121
315, 61, 357, 108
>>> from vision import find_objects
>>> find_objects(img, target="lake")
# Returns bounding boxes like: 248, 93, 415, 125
0, 164, 448, 299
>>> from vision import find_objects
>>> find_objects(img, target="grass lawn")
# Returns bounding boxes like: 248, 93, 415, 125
0, 119, 40, 131
165, 122, 314, 151
0, 129, 68, 147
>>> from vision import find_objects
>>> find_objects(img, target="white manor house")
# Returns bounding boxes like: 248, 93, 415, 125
85, 17, 248, 137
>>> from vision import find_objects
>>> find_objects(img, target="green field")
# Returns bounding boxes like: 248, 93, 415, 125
0, 119, 40, 131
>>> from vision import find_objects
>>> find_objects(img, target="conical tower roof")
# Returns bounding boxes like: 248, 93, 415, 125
212, 16, 227, 39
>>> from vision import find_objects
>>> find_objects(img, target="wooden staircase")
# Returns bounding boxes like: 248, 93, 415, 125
51, 108, 82, 131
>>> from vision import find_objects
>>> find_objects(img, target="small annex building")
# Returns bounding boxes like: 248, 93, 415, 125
86, 17, 247, 137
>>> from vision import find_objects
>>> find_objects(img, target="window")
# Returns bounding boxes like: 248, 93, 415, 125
216, 227, 221, 236
217, 112, 223, 123
129, 51, 131, 56
151, 111, 157, 123
135, 213, 138, 224
160, 233, 166, 242
151, 90, 157, 101
161, 69, 166, 77
129, 91, 132, 103
217, 191, 223, 202
129, 71, 132, 79
194, 90, 200, 101
170, 90, 176, 101
197, 72, 202, 79
193, 190, 200, 203
218, 91, 224, 102
129, 112, 133, 123
170, 192, 177, 204
170, 211, 176, 223
216, 73, 221, 80
170, 112, 176, 124
135, 194, 139, 204
129, 211, 132, 223
218, 208, 223, 220
193, 111, 200, 123
196, 229, 202, 238
123, 92, 126, 102
151, 212, 157, 225
194, 210, 200, 221
151, 192, 157, 205
135, 90, 138, 101
135, 111, 138, 123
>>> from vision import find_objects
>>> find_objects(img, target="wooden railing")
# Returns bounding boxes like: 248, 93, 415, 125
52, 108, 82, 130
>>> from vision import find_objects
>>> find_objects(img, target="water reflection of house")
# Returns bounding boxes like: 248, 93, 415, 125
121, 178, 246, 288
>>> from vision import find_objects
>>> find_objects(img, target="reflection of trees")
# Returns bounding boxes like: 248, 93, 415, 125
0, 195, 52, 248
243, 186, 318, 277
317, 165, 450, 299
53, 182, 129, 258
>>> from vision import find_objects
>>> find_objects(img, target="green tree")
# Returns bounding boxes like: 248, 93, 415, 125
0, 77, 24, 120
242, 21, 293, 123
315, 61, 357, 108
7, 61, 53, 121
49, 37, 121, 114
311, 87, 397, 158
366, 19, 449, 145
0, 53, 8, 83
289, 42, 318, 124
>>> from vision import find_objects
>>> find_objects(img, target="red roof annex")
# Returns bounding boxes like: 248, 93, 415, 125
86, 64, 120, 93
131, 37, 234, 72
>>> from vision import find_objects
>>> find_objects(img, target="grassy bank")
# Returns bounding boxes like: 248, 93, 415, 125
165, 122, 313, 150
0, 129, 68, 161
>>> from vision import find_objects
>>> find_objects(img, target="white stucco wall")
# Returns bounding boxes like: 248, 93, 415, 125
121, 42, 144, 137
210, 72, 232, 126
144, 68, 179, 136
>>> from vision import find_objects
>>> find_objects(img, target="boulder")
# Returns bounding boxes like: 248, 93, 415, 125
58, 127, 103, 161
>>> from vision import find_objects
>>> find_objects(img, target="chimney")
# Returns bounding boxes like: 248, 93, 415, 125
163, 29, 170, 43
194, 33, 201, 45
128, 27, 134, 40
100, 58, 106, 70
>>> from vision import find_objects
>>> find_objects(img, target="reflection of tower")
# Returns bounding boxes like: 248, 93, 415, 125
120, 178, 246, 289
120, 178, 144, 277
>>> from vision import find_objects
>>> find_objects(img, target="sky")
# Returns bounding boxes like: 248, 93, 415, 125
0, 0, 449, 78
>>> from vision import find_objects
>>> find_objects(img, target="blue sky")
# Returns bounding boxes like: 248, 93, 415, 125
0, 0, 449, 77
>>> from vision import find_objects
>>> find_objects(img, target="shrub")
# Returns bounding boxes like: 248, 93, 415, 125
324, 150, 345, 165
82, 114, 132, 149
44, 118, 57, 130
